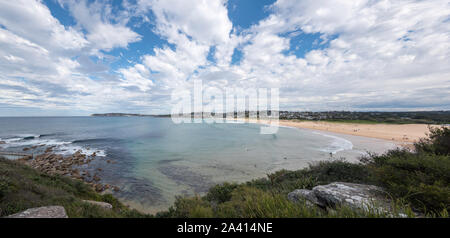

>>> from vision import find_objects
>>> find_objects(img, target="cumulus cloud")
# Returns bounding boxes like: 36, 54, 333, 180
119, 0, 449, 112
263, 0, 450, 110
60, 0, 141, 52
119, 0, 233, 93
0, 0, 88, 51
137, 0, 232, 45
0, 0, 449, 115
0, 0, 146, 114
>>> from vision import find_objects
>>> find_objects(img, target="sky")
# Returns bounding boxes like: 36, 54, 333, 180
0, 0, 449, 116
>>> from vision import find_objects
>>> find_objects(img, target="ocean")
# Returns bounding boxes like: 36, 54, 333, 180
0, 116, 396, 212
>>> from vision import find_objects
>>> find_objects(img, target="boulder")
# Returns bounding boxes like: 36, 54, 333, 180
82, 200, 113, 209
93, 174, 101, 182
44, 146, 55, 153
93, 183, 106, 192
288, 182, 389, 212
312, 182, 386, 210
7, 206, 68, 218
73, 150, 85, 159
20, 155, 33, 161
0, 141, 6, 144
288, 189, 325, 207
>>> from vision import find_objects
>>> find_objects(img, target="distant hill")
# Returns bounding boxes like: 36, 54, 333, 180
91, 113, 155, 117
91, 111, 450, 124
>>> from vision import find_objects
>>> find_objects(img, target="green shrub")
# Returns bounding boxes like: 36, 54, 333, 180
364, 152, 450, 213
205, 182, 239, 203
304, 159, 371, 184
414, 126, 450, 155
160, 195, 214, 218
362, 126, 450, 214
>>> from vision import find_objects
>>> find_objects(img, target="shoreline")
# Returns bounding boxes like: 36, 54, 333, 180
235, 118, 435, 146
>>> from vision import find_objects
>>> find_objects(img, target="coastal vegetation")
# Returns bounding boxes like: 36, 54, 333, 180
0, 157, 149, 218
0, 126, 448, 218
362, 126, 450, 213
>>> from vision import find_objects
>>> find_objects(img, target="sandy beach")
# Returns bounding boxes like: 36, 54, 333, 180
239, 119, 436, 145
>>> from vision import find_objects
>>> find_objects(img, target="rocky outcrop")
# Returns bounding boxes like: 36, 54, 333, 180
288, 189, 325, 207
288, 182, 392, 213
82, 200, 113, 209
17, 150, 116, 193
18, 151, 89, 177
7, 206, 68, 218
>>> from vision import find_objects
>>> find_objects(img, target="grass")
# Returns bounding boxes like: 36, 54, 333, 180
288, 119, 383, 124
322, 119, 399, 124
287, 118, 428, 125
0, 157, 151, 217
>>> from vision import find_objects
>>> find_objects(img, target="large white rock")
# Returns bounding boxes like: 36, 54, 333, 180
7, 206, 68, 218
312, 182, 386, 210
288, 182, 388, 212
287, 189, 325, 207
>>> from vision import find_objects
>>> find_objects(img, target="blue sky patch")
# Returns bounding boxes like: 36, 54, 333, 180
227, 0, 276, 32
281, 31, 337, 58
231, 48, 244, 65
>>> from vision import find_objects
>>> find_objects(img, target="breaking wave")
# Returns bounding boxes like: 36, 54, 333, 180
0, 134, 106, 157
314, 132, 354, 154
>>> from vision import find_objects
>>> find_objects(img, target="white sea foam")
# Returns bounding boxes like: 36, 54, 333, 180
237, 120, 354, 154
54, 144, 106, 157
3, 137, 22, 143
0, 135, 106, 157
314, 132, 354, 154
1, 138, 71, 148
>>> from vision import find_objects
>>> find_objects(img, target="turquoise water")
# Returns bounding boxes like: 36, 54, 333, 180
0, 117, 395, 212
